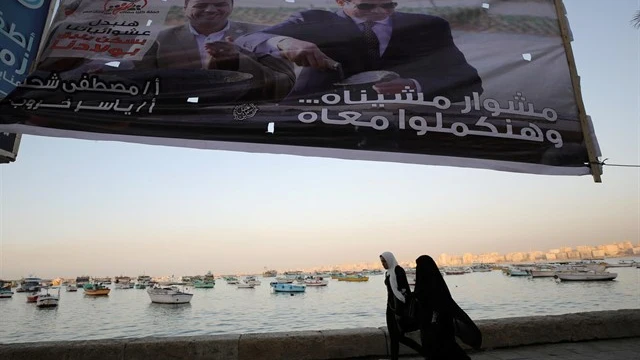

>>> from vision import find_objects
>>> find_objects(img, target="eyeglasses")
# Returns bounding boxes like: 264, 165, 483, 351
349, 2, 398, 10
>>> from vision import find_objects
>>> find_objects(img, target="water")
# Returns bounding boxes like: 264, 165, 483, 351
1, 264, 639, 344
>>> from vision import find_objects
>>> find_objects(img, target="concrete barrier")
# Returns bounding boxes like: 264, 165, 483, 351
1, 309, 639, 360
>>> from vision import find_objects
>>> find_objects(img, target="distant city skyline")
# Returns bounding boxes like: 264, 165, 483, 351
3, 239, 638, 280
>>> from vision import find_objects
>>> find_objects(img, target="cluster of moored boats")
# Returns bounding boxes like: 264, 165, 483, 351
0, 270, 377, 306
2, 260, 634, 305
439, 260, 638, 281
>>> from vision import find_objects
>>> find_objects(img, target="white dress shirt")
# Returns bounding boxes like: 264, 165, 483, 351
259, 14, 421, 90
188, 22, 231, 68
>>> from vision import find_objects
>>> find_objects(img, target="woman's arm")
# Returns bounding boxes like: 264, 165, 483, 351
394, 266, 411, 297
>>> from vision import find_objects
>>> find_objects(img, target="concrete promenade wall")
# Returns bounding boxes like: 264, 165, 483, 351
1, 309, 639, 360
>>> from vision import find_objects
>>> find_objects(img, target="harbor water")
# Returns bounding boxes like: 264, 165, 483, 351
1, 264, 639, 344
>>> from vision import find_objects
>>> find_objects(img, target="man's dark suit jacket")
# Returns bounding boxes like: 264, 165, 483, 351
237, 10, 483, 102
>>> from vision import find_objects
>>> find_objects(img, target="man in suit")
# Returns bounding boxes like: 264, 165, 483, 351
140, 0, 295, 102
236, 0, 482, 102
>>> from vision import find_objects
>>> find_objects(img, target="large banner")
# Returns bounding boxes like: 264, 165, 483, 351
0, 0, 53, 163
0, 0, 601, 177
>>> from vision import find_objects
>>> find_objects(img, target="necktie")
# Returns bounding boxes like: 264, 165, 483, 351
363, 21, 380, 69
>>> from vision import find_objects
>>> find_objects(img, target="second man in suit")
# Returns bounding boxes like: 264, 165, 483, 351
236, 0, 482, 102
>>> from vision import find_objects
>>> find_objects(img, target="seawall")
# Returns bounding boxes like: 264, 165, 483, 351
1, 309, 639, 359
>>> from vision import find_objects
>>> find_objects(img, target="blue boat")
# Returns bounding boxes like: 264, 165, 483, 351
272, 283, 306, 293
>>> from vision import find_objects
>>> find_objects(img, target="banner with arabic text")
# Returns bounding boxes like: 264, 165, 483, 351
0, 0, 600, 176
0, 0, 52, 163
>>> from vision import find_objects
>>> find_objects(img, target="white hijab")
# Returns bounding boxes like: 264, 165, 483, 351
381, 251, 405, 303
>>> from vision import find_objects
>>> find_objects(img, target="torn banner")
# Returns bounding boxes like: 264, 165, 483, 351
0, 0, 601, 178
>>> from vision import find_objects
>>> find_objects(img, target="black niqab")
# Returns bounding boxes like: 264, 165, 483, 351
414, 255, 482, 350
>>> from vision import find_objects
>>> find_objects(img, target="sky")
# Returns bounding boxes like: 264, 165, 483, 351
0, 0, 638, 279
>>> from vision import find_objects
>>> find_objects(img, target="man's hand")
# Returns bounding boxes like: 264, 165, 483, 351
372, 78, 417, 95
204, 39, 240, 69
276, 38, 337, 69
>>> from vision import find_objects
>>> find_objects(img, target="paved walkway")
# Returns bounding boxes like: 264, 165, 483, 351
468, 338, 640, 360
357, 337, 640, 360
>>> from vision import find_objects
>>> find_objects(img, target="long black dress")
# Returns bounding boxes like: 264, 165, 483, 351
414, 255, 481, 360
385, 265, 424, 360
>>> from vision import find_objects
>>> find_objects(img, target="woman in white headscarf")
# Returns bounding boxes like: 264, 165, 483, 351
380, 251, 424, 360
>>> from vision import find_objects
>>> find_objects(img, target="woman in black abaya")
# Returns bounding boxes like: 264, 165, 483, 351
413, 255, 481, 360
380, 251, 423, 360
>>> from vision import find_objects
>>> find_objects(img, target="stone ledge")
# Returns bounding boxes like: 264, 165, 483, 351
1, 309, 638, 360
395, 309, 640, 355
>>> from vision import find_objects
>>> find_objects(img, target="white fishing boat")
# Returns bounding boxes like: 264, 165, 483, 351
146, 285, 193, 304
16, 276, 42, 293
304, 277, 328, 287
555, 271, 618, 281
237, 283, 255, 289
606, 260, 637, 268
444, 267, 467, 275
243, 276, 261, 286
66, 284, 78, 292
36, 287, 60, 308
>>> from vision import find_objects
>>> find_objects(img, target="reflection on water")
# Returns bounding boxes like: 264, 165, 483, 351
1, 261, 639, 343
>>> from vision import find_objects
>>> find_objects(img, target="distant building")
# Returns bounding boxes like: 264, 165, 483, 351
567, 251, 581, 259
576, 245, 594, 253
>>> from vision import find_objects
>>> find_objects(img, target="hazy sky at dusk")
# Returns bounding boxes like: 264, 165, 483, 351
0, 0, 638, 279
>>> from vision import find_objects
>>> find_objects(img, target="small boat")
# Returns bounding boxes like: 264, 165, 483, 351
114, 282, 134, 289
506, 267, 529, 276
444, 267, 467, 275
147, 285, 193, 304
555, 271, 618, 281
66, 284, 78, 292
304, 277, 328, 287
262, 269, 277, 277
237, 283, 255, 289
92, 277, 112, 285
36, 288, 60, 308
75, 276, 90, 289
194, 271, 215, 288
243, 276, 261, 286
470, 264, 493, 272
83, 283, 111, 296
529, 269, 557, 278
136, 275, 152, 288
272, 283, 306, 293
114, 276, 134, 289
16, 276, 42, 293
337, 274, 369, 282
0, 288, 14, 298
27, 292, 41, 303
224, 276, 240, 285
606, 260, 637, 268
